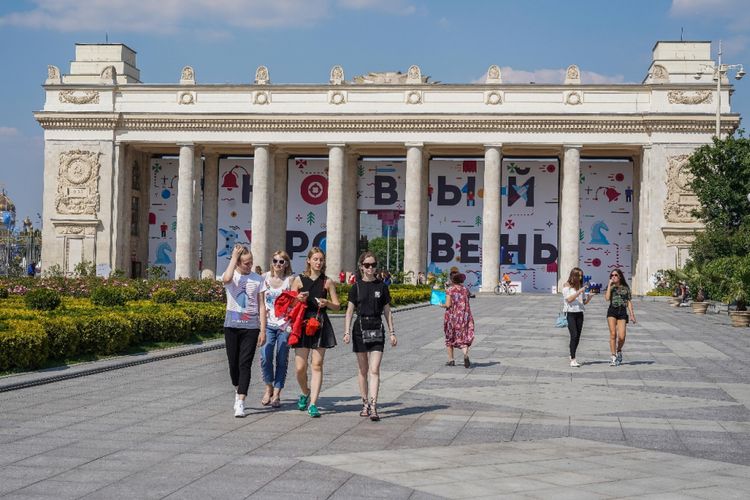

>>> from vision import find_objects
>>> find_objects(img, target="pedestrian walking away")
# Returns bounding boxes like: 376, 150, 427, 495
562, 267, 592, 367
344, 252, 396, 421
440, 272, 475, 367
605, 268, 637, 366
260, 250, 295, 409
222, 244, 267, 418
290, 247, 340, 417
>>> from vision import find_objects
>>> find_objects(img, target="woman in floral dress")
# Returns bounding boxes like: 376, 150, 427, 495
441, 273, 475, 368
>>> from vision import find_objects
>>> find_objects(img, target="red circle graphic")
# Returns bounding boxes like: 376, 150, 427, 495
300, 175, 328, 205
592, 258, 602, 267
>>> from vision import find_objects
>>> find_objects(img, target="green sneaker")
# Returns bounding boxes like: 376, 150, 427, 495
308, 404, 321, 418
297, 393, 309, 411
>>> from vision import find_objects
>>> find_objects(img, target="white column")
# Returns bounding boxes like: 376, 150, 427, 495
481, 144, 502, 292
344, 152, 360, 272
326, 144, 346, 277
633, 146, 651, 294
251, 144, 273, 272
175, 144, 196, 278
404, 143, 426, 283
201, 153, 219, 278
272, 151, 289, 255
191, 149, 203, 275
559, 145, 581, 290
110, 142, 127, 273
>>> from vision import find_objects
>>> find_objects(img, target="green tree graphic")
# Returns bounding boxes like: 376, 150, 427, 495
307, 212, 316, 225
475, 216, 482, 226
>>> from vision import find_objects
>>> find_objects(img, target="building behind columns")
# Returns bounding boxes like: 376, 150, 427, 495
35, 41, 741, 294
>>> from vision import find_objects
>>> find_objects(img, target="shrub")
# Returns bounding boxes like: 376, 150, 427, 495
78, 314, 132, 355
25, 288, 62, 311
183, 304, 225, 335
127, 308, 191, 343
91, 286, 127, 307
42, 316, 80, 359
0, 287, 8, 299
152, 289, 178, 304
0, 320, 48, 371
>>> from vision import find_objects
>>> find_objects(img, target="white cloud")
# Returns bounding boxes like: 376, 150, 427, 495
670, 0, 750, 34
472, 67, 627, 85
0, 127, 19, 137
0, 0, 415, 33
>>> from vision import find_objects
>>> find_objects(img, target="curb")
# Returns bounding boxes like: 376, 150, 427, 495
0, 302, 432, 393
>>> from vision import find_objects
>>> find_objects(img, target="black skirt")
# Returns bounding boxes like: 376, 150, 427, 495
295, 311, 337, 349
351, 318, 384, 353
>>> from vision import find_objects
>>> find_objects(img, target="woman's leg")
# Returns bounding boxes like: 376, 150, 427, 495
446, 345, 454, 362
566, 313, 577, 358
237, 329, 260, 398
367, 351, 383, 403
617, 320, 627, 353
607, 316, 618, 357
260, 327, 278, 403
295, 348, 311, 396
356, 352, 369, 401
224, 328, 241, 394
309, 348, 326, 406
273, 330, 290, 400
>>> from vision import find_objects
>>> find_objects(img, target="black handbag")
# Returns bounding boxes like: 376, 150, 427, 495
359, 315, 385, 344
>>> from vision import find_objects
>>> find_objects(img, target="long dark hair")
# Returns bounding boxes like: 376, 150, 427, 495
565, 267, 583, 289
610, 268, 629, 289
356, 251, 377, 280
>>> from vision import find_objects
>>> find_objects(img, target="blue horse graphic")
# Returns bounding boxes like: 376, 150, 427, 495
590, 221, 610, 245
154, 243, 173, 264
217, 228, 239, 257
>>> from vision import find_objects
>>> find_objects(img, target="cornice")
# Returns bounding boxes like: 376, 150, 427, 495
34, 112, 741, 134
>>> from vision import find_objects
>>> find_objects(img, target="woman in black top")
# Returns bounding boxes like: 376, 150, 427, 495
290, 247, 340, 418
344, 252, 396, 421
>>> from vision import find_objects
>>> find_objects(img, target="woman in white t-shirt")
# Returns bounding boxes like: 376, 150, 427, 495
562, 267, 592, 367
222, 244, 267, 417
259, 250, 295, 408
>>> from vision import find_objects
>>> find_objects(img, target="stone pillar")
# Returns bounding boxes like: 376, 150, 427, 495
558, 145, 581, 291
192, 149, 203, 274
251, 144, 273, 272
201, 153, 219, 279
326, 144, 346, 277
110, 142, 128, 273
632, 146, 651, 294
481, 144, 502, 292
273, 151, 289, 256
344, 152, 360, 272
175, 143, 196, 278
404, 143, 426, 283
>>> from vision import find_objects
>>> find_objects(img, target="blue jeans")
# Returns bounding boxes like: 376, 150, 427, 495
260, 326, 290, 389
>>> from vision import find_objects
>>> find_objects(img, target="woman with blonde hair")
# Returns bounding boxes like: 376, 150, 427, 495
290, 247, 340, 417
222, 244, 266, 417
259, 250, 294, 408
562, 267, 592, 367
344, 252, 396, 421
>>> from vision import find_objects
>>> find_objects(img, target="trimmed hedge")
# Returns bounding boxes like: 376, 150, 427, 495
152, 289, 178, 304
0, 320, 48, 371
25, 288, 61, 311
91, 286, 128, 307
78, 314, 133, 355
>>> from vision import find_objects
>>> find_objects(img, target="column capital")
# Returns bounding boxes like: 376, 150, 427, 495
176, 142, 195, 148
563, 144, 583, 150
483, 143, 503, 149
326, 143, 347, 149
252, 143, 271, 149
405, 142, 424, 148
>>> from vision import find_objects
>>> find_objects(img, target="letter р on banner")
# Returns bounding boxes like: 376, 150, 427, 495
427, 159, 484, 291
500, 159, 559, 293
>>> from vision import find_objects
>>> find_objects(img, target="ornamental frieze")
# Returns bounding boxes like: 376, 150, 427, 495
664, 154, 699, 224
59, 90, 100, 105
55, 150, 101, 215
55, 224, 96, 236
667, 90, 712, 105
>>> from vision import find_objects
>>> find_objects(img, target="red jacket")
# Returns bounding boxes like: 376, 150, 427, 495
274, 290, 307, 347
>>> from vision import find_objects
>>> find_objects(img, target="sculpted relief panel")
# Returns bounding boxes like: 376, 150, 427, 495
664, 154, 699, 224
55, 150, 101, 215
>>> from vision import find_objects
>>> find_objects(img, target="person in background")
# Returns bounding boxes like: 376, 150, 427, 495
339, 270, 346, 284
440, 273, 475, 367
222, 244, 266, 418
605, 268, 637, 366
344, 252, 396, 421
562, 267, 592, 367
27, 262, 36, 277
255, 265, 263, 275
260, 250, 294, 409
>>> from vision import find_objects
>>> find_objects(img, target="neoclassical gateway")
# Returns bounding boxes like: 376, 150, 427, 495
36, 41, 740, 293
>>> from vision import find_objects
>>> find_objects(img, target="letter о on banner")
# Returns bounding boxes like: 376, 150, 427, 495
286, 158, 329, 273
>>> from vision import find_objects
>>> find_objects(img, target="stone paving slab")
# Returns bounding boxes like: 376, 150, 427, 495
1, 295, 750, 498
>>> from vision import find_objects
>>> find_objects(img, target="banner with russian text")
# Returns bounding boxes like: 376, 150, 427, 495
216, 158, 253, 273
148, 158, 179, 278
286, 158, 328, 274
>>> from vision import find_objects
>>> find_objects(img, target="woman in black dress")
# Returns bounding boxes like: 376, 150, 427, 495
344, 252, 396, 421
290, 247, 340, 417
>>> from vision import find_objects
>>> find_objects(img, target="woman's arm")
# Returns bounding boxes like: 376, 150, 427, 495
258, 291, 267, 345
384, 303, 396, 347
323, 279, 340, 311
442, 293, 452, 309
343, 302, 355, 342
221, 245, 242, 284
563, 284, 583, 304
604, 284, 612, 301
628, 299, 636, 323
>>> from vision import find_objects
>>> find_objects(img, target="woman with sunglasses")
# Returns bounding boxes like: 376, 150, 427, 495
562, 267, 592, 367
259, 250, 295, 408
605, 269, 637, 366
290, 247, 340, 417
344, 252, 396, 421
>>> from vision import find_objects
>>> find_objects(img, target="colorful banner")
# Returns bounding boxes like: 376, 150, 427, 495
427, 159, 484, 291
578, 159, 633, 284
357, 159, 406, 211
500, 158, 559, 293
148, 158, 179, 278
286, 158, 328, 274
216, 158, 254, 273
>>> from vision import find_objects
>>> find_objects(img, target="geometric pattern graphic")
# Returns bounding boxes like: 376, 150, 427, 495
216, 158, 253, 273
147, 158, 179, 278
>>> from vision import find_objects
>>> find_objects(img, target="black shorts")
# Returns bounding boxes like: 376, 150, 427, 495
607, 305, 629, 323
351, 320, 384, 353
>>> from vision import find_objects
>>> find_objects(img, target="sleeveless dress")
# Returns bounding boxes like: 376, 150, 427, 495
297, 275, 337, 349
443, 285, 475, 348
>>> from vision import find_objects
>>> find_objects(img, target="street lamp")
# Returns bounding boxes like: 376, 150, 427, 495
22, 216, 32, 268
694, 40, 745, 138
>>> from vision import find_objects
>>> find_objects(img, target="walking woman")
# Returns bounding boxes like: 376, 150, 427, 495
290, 247, 340, 417
222, 244, 266, 417
440, 272, 475, 367
562, 267, 592, 367
343, 252, 396, 421
605, 268, 637, 366
260, 250, 294, 408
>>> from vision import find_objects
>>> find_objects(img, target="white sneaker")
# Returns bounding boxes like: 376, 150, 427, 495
234, 393, 240, 408
570, 359, 580, 367
234, 400, 245, 418
609, 355, 617, 366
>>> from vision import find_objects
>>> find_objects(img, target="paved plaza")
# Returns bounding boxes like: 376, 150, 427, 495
2, 295, 750, 499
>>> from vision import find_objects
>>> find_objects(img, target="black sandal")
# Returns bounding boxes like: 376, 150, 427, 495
464, 356, 470, 368
369, 398, 380, 421
446, 360, 455, 366
359, 398, 370, 417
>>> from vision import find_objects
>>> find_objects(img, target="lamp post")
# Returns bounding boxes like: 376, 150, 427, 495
22, 216, 32, 266
695, 40, 745, 138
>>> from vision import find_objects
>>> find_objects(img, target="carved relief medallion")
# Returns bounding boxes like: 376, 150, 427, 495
255, 66, 270, 84
565, 65, 581, 84
47, 65, 62, 84
565, 91, 583, 105
253, 91, 271, 105
178, 91, 195, 105
55, 150, 101, 215
59, 90, 100, 105
405, 90, 422, 104
484, 90, 503, 105
181, 66, 195, 83
651, 64, 669, 83
330, 65, 344, 85
487, 65, 502, 83
664, 154, 699, 223
406, 65, 422, 84
329, 90, 346, 105
667, 90, 712, 105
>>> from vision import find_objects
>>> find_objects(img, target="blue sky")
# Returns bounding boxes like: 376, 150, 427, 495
1, 0, 749, 228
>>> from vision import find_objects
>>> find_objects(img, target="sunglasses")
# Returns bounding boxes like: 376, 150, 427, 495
272, 259, 286, 265
610, 274, 619, 278
361, 262, 377, 268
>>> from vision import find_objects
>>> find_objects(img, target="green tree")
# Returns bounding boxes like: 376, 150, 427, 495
366, 237, 404, 274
